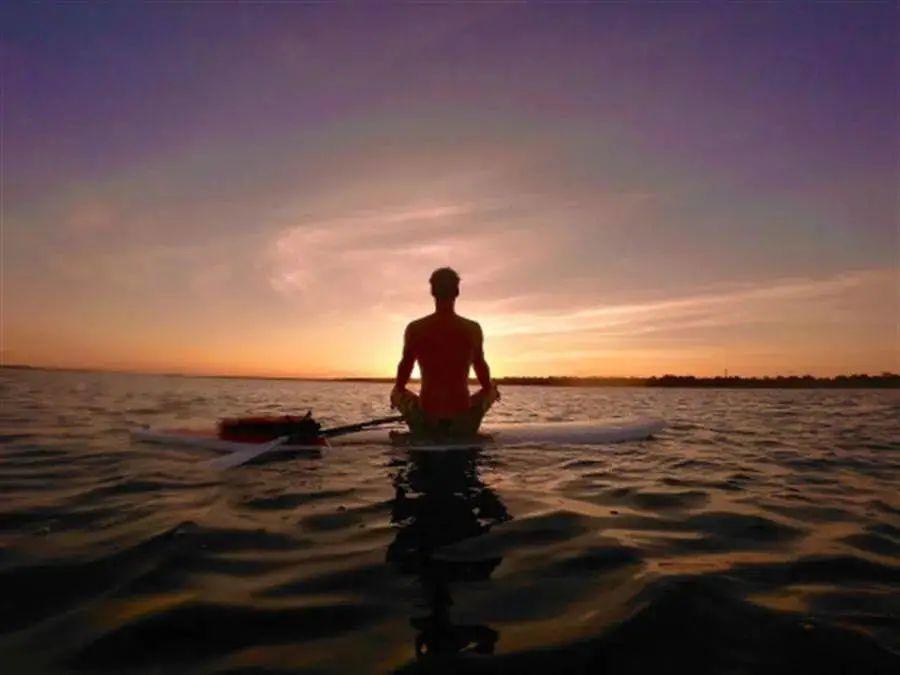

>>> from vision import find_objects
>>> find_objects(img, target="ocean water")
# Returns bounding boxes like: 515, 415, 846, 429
0, 368, 898, 674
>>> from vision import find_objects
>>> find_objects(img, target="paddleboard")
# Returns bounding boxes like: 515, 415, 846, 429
342, 419, 665, 450
132, 417, 665, 468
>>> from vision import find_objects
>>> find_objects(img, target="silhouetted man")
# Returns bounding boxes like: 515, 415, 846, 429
391, 267, 499, 436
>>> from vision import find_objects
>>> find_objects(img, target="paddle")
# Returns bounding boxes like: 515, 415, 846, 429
206, 434, 292, 470
321, 415, 404, 437
206, 414, 405, 470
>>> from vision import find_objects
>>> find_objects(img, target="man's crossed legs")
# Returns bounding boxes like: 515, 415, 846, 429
390, 386, 500, 436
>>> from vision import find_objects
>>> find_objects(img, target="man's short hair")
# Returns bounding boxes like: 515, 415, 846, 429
429, 267, 460, 300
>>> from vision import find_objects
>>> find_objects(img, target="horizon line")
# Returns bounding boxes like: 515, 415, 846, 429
2, 363, 897, 383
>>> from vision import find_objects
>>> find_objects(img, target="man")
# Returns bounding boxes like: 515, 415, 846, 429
391, 267, 499, 436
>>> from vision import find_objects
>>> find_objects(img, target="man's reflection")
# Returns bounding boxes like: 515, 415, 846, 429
386, 449, 510, 658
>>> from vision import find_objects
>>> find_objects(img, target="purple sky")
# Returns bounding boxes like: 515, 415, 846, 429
3, 3, 897, 376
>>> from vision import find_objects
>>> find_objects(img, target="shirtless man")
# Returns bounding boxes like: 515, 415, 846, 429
391, 267, 499, 436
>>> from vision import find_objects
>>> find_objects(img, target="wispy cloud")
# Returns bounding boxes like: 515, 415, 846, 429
486, 268, 897, 375
480, 268, 895, 338
268, 197, 896, 376
267, 199, 547, 310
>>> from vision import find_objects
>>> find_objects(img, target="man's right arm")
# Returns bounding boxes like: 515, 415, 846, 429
393, 324, 416, 393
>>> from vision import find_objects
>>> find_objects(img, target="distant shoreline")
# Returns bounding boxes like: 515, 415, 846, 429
339, 375, 900, 389
3, 364, 898, 389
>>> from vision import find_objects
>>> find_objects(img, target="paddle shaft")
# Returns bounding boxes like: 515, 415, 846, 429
321, 415, 404, 438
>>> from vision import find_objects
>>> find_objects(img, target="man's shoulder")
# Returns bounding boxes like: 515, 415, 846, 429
405, 315, 433, 333
407, 313, 480, 332
455, 315, 482, 334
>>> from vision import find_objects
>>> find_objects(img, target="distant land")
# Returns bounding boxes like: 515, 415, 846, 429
341, 374, 900, 389
2, 364, 898, 388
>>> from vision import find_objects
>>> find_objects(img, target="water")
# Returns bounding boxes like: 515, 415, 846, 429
1, 368, 898, 674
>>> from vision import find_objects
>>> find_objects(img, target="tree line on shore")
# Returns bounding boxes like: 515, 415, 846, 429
4, 365, 898, 388
491, 373, 900, 388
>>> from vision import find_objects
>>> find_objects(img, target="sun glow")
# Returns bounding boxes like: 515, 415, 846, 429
4, 6, 896, 378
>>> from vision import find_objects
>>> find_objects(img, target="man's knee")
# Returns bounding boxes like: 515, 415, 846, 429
471, 385, 499, 412
391, 388, 419, 410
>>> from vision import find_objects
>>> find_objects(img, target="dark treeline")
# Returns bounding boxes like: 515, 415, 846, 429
494, 373, 900, 388
339, 373, 900, 389
4, 365, 898, 388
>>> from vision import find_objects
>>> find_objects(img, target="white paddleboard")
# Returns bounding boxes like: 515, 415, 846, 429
132, 417, 664, 468
342, 418, 666, 450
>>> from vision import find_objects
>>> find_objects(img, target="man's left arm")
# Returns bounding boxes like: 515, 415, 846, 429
471, 323, 493, 391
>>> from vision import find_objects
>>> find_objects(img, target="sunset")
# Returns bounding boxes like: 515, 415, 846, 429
4, 3, 896, 378
1, 4, 898, 675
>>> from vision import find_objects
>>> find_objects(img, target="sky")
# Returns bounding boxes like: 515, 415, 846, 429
2, 3, 898, 378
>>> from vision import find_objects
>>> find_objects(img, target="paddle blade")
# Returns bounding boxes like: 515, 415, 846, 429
205, 435, 291, 470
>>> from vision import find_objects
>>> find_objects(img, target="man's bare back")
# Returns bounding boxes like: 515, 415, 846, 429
391, 268, 498, 435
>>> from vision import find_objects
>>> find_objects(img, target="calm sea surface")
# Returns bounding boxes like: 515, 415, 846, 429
1, 369, 898, 674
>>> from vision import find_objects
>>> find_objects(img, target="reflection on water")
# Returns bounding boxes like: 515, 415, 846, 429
388, 450, 510, 658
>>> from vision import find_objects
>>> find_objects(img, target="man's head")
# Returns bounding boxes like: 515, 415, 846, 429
429, 267, 460, 300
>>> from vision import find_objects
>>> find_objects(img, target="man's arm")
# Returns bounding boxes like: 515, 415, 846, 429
393, 324, 416, 392
471, 323, 493, 391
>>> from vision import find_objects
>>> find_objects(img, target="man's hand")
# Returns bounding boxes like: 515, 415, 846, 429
488, 381, 501, 404
390, 385, 407, 410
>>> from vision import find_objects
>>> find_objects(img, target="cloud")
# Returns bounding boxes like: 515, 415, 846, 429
264, 194, 896, 377
485, 267, 897, 374
479, 268, 895, 338
267, 199, 551, 314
